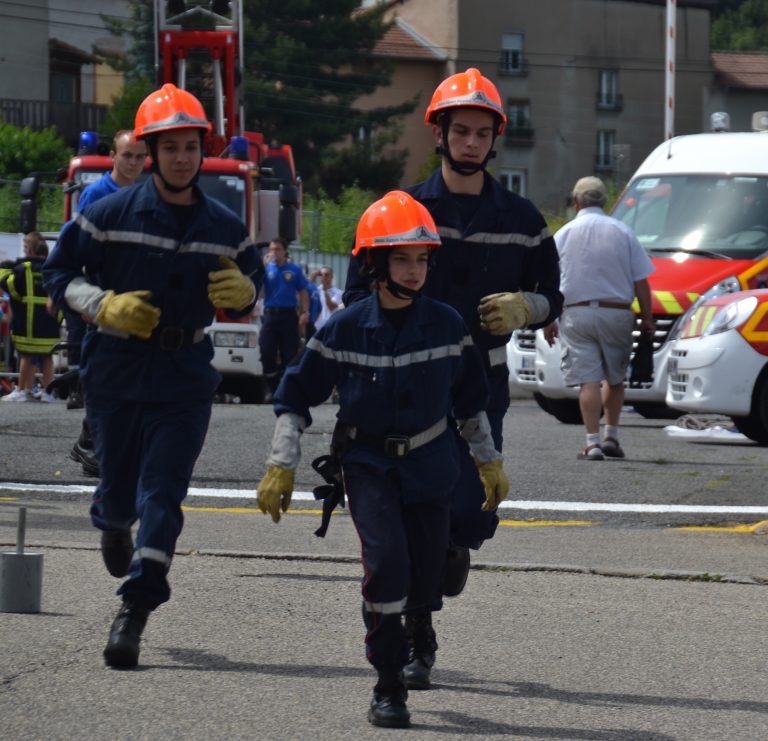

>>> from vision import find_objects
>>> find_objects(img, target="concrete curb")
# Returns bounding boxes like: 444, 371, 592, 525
4, 541, 767, 586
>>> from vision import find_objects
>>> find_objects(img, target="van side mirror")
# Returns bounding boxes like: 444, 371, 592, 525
19, 176, 40, 233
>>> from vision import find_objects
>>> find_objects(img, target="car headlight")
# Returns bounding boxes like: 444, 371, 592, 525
213, 331, 257, 348
702, 295, 759, 336
667, 275, 742, 341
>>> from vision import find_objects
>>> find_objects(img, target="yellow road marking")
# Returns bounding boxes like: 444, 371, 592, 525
182, 505, 328, 515
182, 507, 592, 528
0, 496, 18, 501
674, 520, 768, 533
499, 519, 593, 527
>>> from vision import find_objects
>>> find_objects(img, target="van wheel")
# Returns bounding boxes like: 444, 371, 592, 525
239, 378, 267, 405
532, 392, 551, 414
544, 398, 584, 425
731, 367, 768, 444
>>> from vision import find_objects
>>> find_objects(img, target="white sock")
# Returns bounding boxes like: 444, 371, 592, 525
586, 432, 601, 448
604, 425, 619, 442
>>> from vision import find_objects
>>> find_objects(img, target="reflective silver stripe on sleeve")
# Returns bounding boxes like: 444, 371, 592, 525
306, 335, 473, 369
182, 236, 254, 259
76, 213, 254, 258
363, 597, 407, 615
133, 547, 172, 567
487, 345, 507, 367
76, 213, 178, 250
438, 225, 551, 248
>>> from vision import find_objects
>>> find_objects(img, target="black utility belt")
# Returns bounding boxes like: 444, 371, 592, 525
348, 417, 448, 459
146, 327, 206, 351
264, 307, 297, 314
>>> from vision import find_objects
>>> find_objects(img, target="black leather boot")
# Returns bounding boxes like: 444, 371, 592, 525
368, 671, 410, 728
403, 609, 438, 690
443, 543, 470, 597
100, 529, 134, 578
70, 420, 100, 478
103, 602, 150, 669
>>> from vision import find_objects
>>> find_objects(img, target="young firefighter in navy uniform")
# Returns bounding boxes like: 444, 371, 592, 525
44, 84, 262, 669
257, 191, 508, 728
344, 68, 563, 688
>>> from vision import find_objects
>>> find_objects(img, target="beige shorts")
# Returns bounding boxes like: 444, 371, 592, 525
560, 306, 635, 386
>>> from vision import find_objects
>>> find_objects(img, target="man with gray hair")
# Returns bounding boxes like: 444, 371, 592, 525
549, 176, 655, 459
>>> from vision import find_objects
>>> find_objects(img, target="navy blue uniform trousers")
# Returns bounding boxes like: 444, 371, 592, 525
88, 394, 212, 609
259, 310, 299, 380
344, 462, 451, 673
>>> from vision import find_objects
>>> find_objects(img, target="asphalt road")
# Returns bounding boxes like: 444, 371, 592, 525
2, 399, 768, 739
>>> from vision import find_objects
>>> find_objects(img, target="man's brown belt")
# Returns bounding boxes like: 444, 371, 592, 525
566, 300, 631, 310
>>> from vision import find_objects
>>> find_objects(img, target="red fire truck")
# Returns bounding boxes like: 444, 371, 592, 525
19, 0, 301, 402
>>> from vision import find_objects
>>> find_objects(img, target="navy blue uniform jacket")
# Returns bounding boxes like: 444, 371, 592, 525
275, 292, 490, 503
345, 169, 563, 363
43, 177, 262, 402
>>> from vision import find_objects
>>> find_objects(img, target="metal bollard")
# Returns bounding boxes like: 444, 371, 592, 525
0, 506, 43, 613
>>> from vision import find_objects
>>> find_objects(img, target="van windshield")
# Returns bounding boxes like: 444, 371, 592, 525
612, 175, 768, 260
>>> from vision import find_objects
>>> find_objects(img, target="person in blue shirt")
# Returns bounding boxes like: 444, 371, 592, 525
44, 84, 261, 670
64, 129, 147, 412
75, 130, 147, 213
257, 191, 508, 729
259, 236, 309, 396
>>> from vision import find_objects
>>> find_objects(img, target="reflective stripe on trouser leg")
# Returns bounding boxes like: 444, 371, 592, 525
447, 426, 499, 551
116, 398, 212, 609
344, 464, 410, 672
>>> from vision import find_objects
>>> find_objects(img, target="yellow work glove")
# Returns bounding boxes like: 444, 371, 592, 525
475, 459, 509, 512
478, 291, 532, 335
95, 290, 161, 339
257, 465, 294, 523
208, 256, 255, 311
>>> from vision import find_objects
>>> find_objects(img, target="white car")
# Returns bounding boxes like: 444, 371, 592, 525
666, 288, 768, 443
205, 321, 266, 403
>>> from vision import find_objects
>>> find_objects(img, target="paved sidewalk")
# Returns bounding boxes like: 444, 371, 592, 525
2, 545, 767, 740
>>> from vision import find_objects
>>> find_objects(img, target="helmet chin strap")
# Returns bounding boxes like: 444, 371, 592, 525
438, 117, 497, 177
384, 275, 422, 301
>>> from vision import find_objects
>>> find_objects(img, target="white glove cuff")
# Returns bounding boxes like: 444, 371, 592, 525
522, 291, 551, 325
266, 412, 305, 470
64, 276, 107, 320
457, 411, 501, 464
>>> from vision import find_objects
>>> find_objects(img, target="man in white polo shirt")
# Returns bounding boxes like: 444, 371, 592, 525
553, 176, 655, 460
313, 266, 343, 331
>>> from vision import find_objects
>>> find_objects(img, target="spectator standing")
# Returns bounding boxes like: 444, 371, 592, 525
0, 232, 61, 402
344, 68, 562, 689
257, 191, 506, 728
553, 176, 655, 459
259, 237, 309, 396
314, 266, 343, 332
44, 84, 261, 669
66, 130, 148, 410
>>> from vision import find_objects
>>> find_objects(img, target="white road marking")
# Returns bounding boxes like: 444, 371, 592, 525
3, 482, 768, 515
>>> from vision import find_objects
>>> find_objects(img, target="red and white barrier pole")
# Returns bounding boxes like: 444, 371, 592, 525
665, 0, 676, 140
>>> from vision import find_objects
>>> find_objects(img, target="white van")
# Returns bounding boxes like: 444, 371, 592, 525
508, 113, 768, 423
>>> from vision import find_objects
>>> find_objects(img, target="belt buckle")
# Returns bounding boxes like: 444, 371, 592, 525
158, 327, 184, 351
384, 435, 410, 459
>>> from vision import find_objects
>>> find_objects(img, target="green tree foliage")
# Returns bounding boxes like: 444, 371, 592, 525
99, 77, 155, 138
712, 0, 768, 50
105, 1, 414, 197
304, 185, 376, 254
101, 1, 155, 81
0, 124, 72, 181
240, 0, 416, 196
